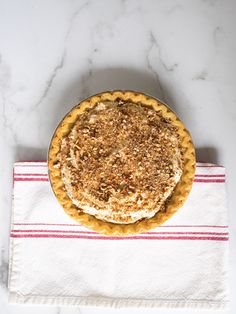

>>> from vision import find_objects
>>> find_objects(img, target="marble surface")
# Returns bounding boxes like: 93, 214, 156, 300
0, 0, 236, 313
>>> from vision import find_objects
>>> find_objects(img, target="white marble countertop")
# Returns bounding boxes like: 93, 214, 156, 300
0, 0, 235, 313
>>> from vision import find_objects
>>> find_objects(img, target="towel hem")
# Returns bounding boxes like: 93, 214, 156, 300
8, 293, 229, 309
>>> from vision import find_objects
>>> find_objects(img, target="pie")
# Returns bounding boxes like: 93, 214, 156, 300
48, 91, 195, 235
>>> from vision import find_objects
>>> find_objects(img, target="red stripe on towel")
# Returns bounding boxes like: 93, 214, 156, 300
14, 178, 49, 182
11, 230, 229, 236
196, 165, 224, 168
10, 233, 228, 241
14, 173, 48, 176
195, 174, 225, 177
194, 179, 225, 183
15, 164, 47, 167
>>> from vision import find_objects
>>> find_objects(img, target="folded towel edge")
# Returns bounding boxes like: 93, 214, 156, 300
8, 292, 230, 309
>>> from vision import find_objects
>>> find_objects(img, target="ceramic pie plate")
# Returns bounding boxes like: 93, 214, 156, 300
48, 91, 195, 236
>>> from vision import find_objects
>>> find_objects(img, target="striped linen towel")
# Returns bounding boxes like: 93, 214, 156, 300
8, 161, 229, 309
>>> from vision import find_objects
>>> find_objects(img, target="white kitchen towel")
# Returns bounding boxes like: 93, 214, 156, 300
8, 161, 229, 309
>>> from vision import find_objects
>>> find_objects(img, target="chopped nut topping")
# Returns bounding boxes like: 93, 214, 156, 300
58, 101, 183, 224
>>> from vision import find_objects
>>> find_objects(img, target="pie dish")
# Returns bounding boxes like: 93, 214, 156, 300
48, 91, 195, 235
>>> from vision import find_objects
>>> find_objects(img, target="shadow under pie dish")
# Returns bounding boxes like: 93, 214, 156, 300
48, 91, 195, 235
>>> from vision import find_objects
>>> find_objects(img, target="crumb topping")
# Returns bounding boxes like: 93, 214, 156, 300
56, 100, 183, 224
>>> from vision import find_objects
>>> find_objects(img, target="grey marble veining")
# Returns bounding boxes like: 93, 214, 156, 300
0, 0, 236, 313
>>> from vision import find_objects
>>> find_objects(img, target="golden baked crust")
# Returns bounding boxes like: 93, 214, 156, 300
48, 91, 195, 235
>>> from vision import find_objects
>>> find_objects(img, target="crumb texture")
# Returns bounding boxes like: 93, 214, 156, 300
58, 101, 183, 224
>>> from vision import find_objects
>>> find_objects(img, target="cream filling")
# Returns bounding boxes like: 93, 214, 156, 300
79, 205, 158, 224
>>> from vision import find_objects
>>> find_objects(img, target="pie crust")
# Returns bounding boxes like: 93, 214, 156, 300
48, 91, 195, 235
